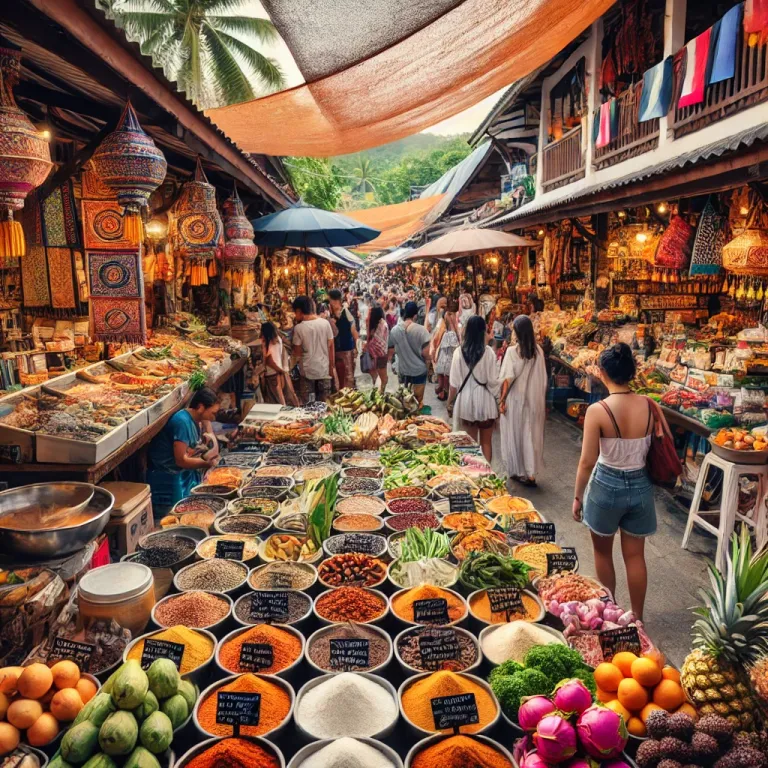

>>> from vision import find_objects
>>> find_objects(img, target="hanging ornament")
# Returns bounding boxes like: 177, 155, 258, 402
759, 282, 765, 301
91, 100, 166, 242
0, 40, 52, 258
219, 183, 256, 270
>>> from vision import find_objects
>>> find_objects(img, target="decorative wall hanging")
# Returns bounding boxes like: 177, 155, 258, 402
91, 101, 167, 243
87, 250, 141, 298
168, 157, 223, 262
655, 215, 694, 269
82, 200, 139, 250
690, 197, 727, 275
20, 244, 50, 306
41, 181, 79, 247
0, 40, 52, 258
18, 189, 42, 247
91, 297, 146, 344
81, 166, 114, 200
723, 229, 768, 275
47, 247, 77, 309
219, 184, 257, 270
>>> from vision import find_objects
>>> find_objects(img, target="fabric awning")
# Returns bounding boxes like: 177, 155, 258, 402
305, 246, 364, 268
369, 246, 415, 265
205, 0, 613, 156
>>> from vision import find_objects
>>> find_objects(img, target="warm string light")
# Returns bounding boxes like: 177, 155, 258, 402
656, 203, 667, 214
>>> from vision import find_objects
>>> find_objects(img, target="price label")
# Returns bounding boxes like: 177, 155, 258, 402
419, 629, 460, 668
268, 571, 293, 589
448, 493, 475, 513
216, 691, 261, 727
431, 693, 479, 732
524, 522, 556, 542
329, 639, 370, 670
487, 587, 524, 616
599, 626, 642, 660
341, 534, 379, 555
140, 639, 184, 670
250, 591, 290, 622
239, 643, 274, 671
546, 551, 579, 575
215, 539, 245, 560
413, 598, 450, 625
50, 637, 95, 670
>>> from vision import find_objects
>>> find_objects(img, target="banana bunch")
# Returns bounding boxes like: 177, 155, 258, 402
330, 387, 420, 418
353, 412, 378, 442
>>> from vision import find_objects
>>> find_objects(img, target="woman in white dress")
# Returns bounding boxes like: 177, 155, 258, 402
430, 299, 460, 401
447, 315, 499, 462
499, 315, 547, 486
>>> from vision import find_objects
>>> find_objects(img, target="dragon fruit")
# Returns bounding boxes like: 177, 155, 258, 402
576, 706, 628, 759
520, 751, 557, 768
534, 714, 578, 763
518, 695, 557, 731
553, 679, 592, 715
562, 759, 596, 768
600, 761, 631, 768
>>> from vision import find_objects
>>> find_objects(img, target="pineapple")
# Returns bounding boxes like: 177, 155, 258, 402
681, 529, 768, 731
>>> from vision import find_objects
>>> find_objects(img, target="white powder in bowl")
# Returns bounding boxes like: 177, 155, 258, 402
482, 622, 563, 665
299, 737, 396, 768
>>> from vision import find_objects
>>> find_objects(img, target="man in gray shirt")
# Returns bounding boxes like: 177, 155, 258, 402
388, 301, 431, 407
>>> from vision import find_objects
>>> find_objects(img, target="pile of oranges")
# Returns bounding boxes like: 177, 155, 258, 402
593, 651, 695, 738
0, 662, 98, 754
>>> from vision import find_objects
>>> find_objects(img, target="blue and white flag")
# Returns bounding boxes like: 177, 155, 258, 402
638, 56, 673, 122
709, 2, 743, 84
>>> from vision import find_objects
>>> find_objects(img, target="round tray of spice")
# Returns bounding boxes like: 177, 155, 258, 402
341, 451, 382, 468
227, 497, 280, 517
337, 476, 383, 497
533, 572, 610, 604
494, 509, 546, 542
260, 534, 321, 563
467, 587, 544, 626
218, 453, 263, 468
305, 622, 392, 674
288, 737, 403, 768
404, 734, 514, 768
317, 553, 387, 588
432, 479, 478, 499
450, 529, 513, 562
322, 533, 387, 559
398, 670, 499, 737
175, 735, 285, 768
332, 514, 385, 534
172, 495, 228, 516
128, 532, 198, 571
194, 673, 294, 741
512, 541, 564, 579
484, 495, 535, 515
152, 590, 233, 636
248, 562, 317, 593
190, 485, 237, 499
432, 498, 486, 517
213, 513, 272, 537
478, 621, 566, 667
384, 486, 428, 502
313, 587, 389, 625
441, 512, 495, 532
387, 559, 459, 590
196, 534, 260, 565
233, 589, 312, 629
340, 466, 384, 480
203, 466, 251, 490
389, 585, 468, 628
239, 485, 292, 502
253, 464, 296, 478
386, 498, 436, 516
124, 625, 216, 686
394, 625, 480, 676
384, 512, 441, 534
174, 558, 249, 597
293, 464, 338, 489
215, 623, 304, 679
336, 495, 387, 516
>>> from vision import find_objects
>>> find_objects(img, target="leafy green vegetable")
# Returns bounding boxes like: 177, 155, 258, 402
187, 368, 207, 391
307, 474, 338, 548
459, 551, 531, 590
488, 660, 524, 686
523, 644, 584, 686
400, 527, 451, 562
490, 668, 551, 719
321, 409, 353, 436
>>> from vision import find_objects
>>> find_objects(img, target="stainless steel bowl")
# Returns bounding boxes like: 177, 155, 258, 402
0, 482, 95, 525
0, 485, 113, 559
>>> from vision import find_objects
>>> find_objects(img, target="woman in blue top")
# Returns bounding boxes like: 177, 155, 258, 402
148, 387, 221, 498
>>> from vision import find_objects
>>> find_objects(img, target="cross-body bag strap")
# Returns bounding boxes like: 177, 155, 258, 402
404, 322, 427, 361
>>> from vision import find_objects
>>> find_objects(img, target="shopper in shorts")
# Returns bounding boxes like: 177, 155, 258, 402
291, 295, 335, 404
388, 301, 431, 406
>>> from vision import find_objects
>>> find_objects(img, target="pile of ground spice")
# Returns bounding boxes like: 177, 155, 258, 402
234, 590, 311, 625
127, 625, 213, 674
308, 623, 390, 672
401, 670, 497, 734
397, 627, 478, 672
197, 673, 291, 737
154, 591, 230, 628
410, 735, 512, 768
218, 623, 302, 674
249, 562, 316, 590
184, 737, 281, 768
198, 534, 259, 560
314, 587, 387, 623
176, 559, 248, 592
391, 585, 466, 625
468, 590, 541, 624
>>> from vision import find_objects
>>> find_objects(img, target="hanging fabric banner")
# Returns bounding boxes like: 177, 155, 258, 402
690, 198, 728, 275
709, 3, 743, 84
638, 57, 673, 121
678, 28, 713, 108
744, 0, 768, 46
593, 99, 618, 148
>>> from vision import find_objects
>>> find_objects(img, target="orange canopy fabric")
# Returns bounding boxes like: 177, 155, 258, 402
206, 0, 613, 157
342, 195, 444, 252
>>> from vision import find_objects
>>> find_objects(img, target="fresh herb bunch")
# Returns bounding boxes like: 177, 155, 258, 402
321, 409, 353, 436
400, 527, 451, 562
187, 368, 207, 391
459, 551, 531, 589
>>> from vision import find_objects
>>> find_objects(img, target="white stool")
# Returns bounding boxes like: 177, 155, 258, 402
681, 451, 768, 571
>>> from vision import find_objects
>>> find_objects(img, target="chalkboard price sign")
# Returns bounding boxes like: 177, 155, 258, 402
487, 587, 524, 617
50, 637, 95, 670
413, 598, 450, 625
546, 551, 578, 575
431, 693, 479, 733
268, 572, 293, 589
448, 493, 475, 513
329, 639, 370, 671
250, 591, 290, 622
140, 639, 185, 670
215, 539, 245, 560
239, 643, 274, 671
419, 629, 460, 668
524, 522, 556, 542
216, 692, 261, 730
599, 626, 642, 660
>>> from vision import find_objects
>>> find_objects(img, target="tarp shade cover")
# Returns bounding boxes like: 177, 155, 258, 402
206, 0, 614, 156
407, 227, 536, 260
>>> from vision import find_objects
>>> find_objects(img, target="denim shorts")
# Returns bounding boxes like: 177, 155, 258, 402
401, 373, 427, 386
583, 463, 656, 538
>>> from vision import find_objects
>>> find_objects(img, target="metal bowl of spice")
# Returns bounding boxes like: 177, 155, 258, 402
336, 495, 387, 517
466, 588, 545, 628
152, 590, 233, 637
172, 496, 228, 517
305, 622, 393, 675
332, 514, 385, 534
313, 587, 389, 626
228, 497, 280, 517
384, 512, 441, 534
197, 534, 260, 565
215, 623, 305, 681
253, 464, 297, 478
389, 585, 468, 629
191, 484, 238, 499
340, 466, 384, 480
322, 533, 387, 559
248, 561, 318, 593
386, 498, 436, 516
213, 513, 273, 537
233, 589, 312, 630
174, 558, 249, 597
404, 733, 514, 768
394, 625, 481, 677
317, 553, 387, 589
288, 737, 403, 768
175, 735, 285, 768
384, 486, 428, 502
337, 477, 383, 497
239, 485, 292, 501
133, 532, 198, 571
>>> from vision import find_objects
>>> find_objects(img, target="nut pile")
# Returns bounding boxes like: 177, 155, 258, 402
318, 553, 387, 586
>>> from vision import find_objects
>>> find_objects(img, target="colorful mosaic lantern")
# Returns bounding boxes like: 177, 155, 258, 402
0, 41, 52, 258
91, 100, 167, 243
220, 183, 257, 269
722, 228, 768, 276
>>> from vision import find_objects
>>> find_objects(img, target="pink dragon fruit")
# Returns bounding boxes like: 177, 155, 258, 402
534, 714, 578, 763
576, 706, 628, 759
518, 695, 557, 731
553, 679, 592, 715
562, 759, 596, 768
520, 751, 557, 768
600, 761, 631, 768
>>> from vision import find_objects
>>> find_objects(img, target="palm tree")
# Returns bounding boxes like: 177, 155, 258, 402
99, 0, 285, 108
352, 157, 377, 200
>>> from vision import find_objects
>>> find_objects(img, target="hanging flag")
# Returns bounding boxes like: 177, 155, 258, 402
678, 27, 713, 108
709, 3, 743, 84
594, 99, 618, 148
638, 56, 673, 121
744, 0, 768, 46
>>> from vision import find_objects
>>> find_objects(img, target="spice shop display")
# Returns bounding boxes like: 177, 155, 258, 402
125, 626, 214, 676
314, 587, 388, 624
216, 624, 303, 676
306, 623, 391, 673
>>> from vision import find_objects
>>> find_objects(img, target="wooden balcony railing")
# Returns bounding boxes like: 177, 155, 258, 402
593, 85, 659, 170
541, 125, 585, 191
671, 33, 768, 137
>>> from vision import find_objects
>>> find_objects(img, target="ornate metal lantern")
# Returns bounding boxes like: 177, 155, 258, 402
220, 184, 256, 269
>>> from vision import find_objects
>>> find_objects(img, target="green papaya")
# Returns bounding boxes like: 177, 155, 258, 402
49, 755, 74, 768
146, 659, 179, 700
132, 690, 159, 723
74, 693, 115, 728
98, 711, 138, 756
138, 711, 173, 755
123, 747, 161, 768
176, 680, 197, 712
61, 721, 100, 765
82, 755, 117, 768
111, 661, 149, 711
101, 666, 121, 695
159, 693, 188, 729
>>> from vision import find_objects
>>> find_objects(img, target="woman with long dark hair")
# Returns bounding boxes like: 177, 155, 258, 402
364, 304, 390, 393
499, 314, 547, 486
447, 315, 499, 462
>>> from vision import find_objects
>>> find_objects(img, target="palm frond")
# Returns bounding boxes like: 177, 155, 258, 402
109, 10, 177, 39
200, 0, 251, 13
201, 25, 256, 105
207, 15, 278, 43
207, 28, 283, 91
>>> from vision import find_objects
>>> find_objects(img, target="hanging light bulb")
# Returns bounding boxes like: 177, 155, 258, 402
617, 211, 626, 219
657, 203, 667, 214
636, 232, 648, 243
740, 206, 749, 216
537, 229, 544, 237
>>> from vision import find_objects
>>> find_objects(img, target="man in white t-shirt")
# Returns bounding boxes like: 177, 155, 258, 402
291, 296, 335, 404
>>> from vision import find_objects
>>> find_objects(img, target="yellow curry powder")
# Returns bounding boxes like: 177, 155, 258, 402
469, 591, 541, 624
127, 625, 213, 674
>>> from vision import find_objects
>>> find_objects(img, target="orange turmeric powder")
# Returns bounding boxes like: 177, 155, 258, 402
218, 623, 302, 674
391, 585, 465, 624
411, 735, 512, 768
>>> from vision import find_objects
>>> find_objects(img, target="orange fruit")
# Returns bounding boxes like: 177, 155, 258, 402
6, 699, 43, 729
51, 660, 80, 690
631, 657, 662, 687
50, 688, 83, 722
627, 716, 647, 737
0, 692, 8, 720
675, 702, 698, 721
26, 712, 59, 747
605, 699, 631, 723
596, 687, 617, 703
612, 652, 639, 678
0, 667, 23, 695
0, 722, 20, 755
653, 679, 685, 711
661, 666, 681, 684
640, 702, 664, 723
643, 647, 666, 668
617, 677, 649, 712
594, 663, 624, 692
17, 663, 53, 700
75, 677, 98, 705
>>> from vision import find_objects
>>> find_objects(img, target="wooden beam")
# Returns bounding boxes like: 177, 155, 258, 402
17, 82, 119, 123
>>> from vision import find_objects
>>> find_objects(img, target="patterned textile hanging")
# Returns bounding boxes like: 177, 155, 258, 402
690, 197, 727, 275
0, 40, 52, 259
168, 157, 223, 265
219, 183, 257, 271
91, 101, 166, 243
654, 215, 694, 269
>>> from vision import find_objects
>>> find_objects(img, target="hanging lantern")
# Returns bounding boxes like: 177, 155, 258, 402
91, 100, 167, 243
722, 229, 768, 276
219, 183, 256, 270
0, 40, 52, 258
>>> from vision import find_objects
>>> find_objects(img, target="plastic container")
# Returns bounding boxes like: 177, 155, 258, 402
288, 738, 403, 768
78, 562, 155, 637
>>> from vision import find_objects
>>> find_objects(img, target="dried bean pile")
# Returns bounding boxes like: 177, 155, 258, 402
318, 553, 387, 587
388, 498, 434, 515
339, 477, 381, 494
343, 467, 383, 479
386, 512, 441, 531
397, 627, 478, 672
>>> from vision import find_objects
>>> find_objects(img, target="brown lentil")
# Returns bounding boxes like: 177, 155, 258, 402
234, 590, 311, 625
315, 587, 386, 623
318, 553, 387, 587
176, 558, 248, 592
343, 467, 383, 478
397, 627, 479, 672
155, 590, 230, 628
249, 562, 316, 590
336, 496, 386, 516
308, 623, 390, 671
